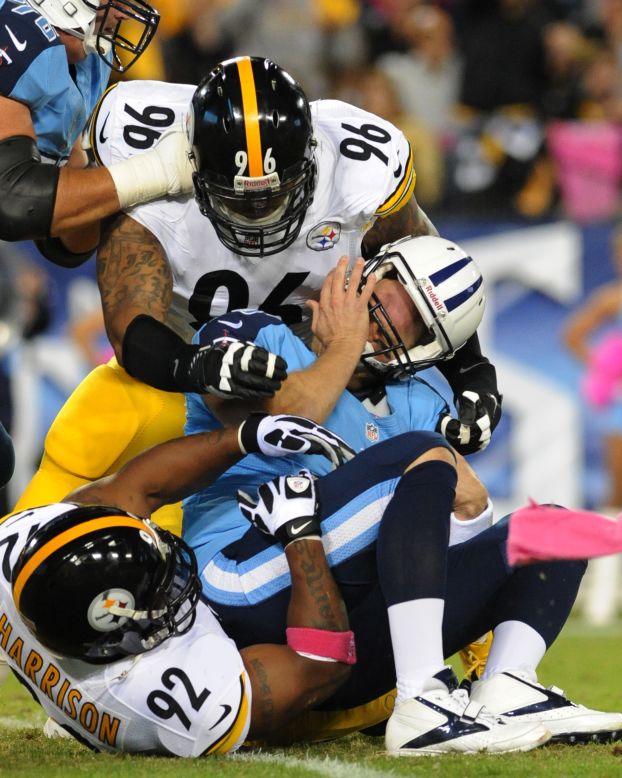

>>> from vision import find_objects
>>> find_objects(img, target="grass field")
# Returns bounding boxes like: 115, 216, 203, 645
1, 621, 621, 777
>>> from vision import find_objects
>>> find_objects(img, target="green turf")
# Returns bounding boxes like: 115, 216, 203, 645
1, 624, 621, 777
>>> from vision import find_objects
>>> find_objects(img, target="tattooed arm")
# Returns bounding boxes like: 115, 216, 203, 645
96, 212, 173, 361
241, 537, 351, 739
361, 192, 439, 260
64, 426, 243, 519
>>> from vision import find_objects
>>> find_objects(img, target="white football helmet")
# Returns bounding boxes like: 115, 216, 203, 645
26, 0, 159, 72
360, 235, 486, 378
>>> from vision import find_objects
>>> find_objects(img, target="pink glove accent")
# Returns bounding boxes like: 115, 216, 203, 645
508, 501, 622, 565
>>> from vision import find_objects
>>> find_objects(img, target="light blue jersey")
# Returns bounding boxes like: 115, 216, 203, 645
0, 0, 110, 162
183, 310, 450, 573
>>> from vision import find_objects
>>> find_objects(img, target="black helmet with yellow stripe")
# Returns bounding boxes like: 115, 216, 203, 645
191, 56, 317, 258
12, 505, 200, 663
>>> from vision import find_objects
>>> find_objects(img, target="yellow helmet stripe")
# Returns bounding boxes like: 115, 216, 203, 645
13, 516, 153, 609
236, 57, 263, 177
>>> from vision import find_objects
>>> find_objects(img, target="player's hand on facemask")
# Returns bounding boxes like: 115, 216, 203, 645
237, 470, 320, 547
238, 412, 355, 468
437, 390, 502, 455
174, 341, 288, 399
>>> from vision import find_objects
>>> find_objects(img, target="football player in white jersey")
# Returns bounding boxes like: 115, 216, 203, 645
5, 410, 620, 755
0, 413, 358, 755
90, 55, 501, 456
0, 0, 194, 267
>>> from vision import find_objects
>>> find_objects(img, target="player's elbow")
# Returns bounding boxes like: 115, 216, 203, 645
304, 661, 352, 708
0, 136, 59, 241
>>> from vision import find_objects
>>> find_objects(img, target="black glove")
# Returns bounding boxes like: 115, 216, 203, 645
237, 470, 321, 547
173, 340, 288, 399
238, 413, 355, 469
437, 390, 502, 455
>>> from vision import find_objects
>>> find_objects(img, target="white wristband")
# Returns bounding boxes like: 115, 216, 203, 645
108, 152, 171, 210
107, 130, 194, 210
449, 499, 494, 546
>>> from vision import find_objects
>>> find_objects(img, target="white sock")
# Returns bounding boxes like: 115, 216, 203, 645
482, 620, 546, 681
449, 499, 494, 546
388, 598, 445, 702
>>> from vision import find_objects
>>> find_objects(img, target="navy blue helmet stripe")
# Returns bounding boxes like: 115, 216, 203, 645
445, 275, 483, 312
429, 256, 472, 285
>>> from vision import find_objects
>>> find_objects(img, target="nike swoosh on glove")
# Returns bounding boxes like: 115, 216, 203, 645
237, 469, 321, 547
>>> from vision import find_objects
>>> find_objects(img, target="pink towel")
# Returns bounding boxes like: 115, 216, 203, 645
507, 501, 622, 565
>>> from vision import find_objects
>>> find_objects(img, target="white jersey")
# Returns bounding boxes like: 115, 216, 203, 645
0, 504, 251, 756
90, 80, 415, 341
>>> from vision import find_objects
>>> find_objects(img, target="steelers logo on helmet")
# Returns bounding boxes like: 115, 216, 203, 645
360, 235, 486, 378
12, 504, 201, 662
191, 56, 317, 258
88, 588, 136, 632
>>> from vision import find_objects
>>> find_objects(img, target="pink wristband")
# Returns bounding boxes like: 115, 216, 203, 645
286, 626, 357, 665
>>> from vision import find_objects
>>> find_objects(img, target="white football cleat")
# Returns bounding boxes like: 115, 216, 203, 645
470, 671, 622, 744
385, 667, 551, 756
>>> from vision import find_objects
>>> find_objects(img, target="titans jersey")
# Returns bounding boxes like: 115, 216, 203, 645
0, 0, 110, 162
0, 504, 251, 756
182, 310, 449, 572
90, 80, 415, 341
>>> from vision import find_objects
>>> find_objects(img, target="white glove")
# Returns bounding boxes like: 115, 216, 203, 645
108, 129, 195, 209
237, 470, 320, 546
238, 413, 355, 469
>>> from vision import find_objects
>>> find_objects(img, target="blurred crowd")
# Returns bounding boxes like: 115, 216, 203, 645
114, 0, 622, 224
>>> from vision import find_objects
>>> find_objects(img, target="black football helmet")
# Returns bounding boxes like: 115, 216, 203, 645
190, 56, 317, 258
26, 0, 160, 73
12, 505, 200, 663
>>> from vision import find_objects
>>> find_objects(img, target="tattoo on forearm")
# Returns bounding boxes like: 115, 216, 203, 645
249, 658, 274, 730
97, 214, 172, 323
291, 541, 343, 630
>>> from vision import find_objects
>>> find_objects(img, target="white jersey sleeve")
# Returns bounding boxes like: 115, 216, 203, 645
0, 505, 251, 757
88, 80, 195, 168
311, 99, 416, 221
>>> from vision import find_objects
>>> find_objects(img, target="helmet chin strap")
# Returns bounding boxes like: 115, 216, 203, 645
82, 24, 112, 56
106, 603, 166, 621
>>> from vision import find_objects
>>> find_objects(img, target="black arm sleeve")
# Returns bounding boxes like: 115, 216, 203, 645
0, 136, 59, 241
34, 237, 95, 269
436, 332, 500, 400
121, 314, 200, 392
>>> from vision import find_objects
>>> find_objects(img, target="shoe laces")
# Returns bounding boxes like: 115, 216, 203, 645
447, 688, 500, 727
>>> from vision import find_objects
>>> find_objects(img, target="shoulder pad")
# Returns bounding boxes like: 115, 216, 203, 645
89, 80, 194, 167
313, 100, 415, 220
0, 4, 60, 97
